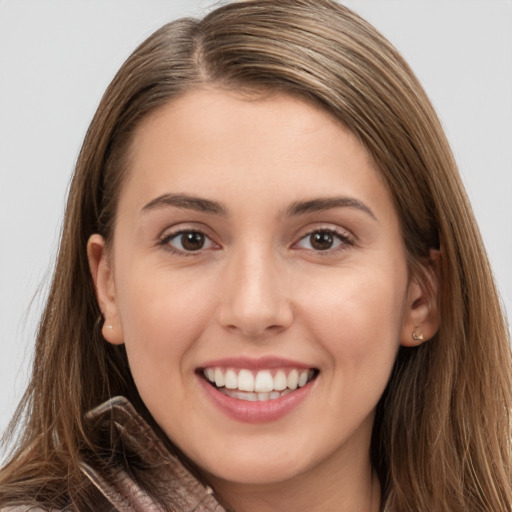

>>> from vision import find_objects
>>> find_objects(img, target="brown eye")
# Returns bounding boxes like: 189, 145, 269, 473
296, 229, 350, 252
310, 232, 334, 250
165, 231, 215, 252
181, 232, 205, 251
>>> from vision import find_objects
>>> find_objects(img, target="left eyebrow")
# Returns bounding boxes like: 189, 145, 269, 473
141, 193, 228, 216
285, 197, 377, 221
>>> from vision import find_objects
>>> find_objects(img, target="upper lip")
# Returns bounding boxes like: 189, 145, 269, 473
199, 356, 315, 370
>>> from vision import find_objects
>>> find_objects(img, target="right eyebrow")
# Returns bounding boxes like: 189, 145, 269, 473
285, 196, 377, 221
141, 193, 228, 216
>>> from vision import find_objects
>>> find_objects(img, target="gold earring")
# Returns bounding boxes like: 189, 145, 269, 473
412, 328, 424, 342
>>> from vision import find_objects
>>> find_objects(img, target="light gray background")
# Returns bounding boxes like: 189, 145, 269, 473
1, 0, 511, 435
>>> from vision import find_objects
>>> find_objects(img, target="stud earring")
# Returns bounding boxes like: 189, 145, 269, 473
105, 324, 113, 330
412, 328, 424, 342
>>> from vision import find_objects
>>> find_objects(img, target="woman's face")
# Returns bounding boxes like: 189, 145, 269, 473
89, 88, 430, 490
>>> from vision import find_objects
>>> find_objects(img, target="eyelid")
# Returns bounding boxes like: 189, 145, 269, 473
158, 225, 221, 255
292, 225, 355, 253
157, 223, 355, 256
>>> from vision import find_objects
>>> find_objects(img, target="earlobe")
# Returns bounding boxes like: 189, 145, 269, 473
400, 249, 441, 347
87, 234, 124, 345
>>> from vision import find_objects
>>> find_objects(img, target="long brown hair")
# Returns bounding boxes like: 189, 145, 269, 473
1, 1, 511, 510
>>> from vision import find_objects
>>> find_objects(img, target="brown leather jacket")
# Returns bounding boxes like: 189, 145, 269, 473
3, 396, 225, 512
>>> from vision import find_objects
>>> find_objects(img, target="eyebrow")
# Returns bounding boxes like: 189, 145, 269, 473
141, 194, 228, 216
141, 193, 376, 221
286, 197, 377, 220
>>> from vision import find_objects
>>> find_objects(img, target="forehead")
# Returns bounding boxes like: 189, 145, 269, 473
133, 87, 353, 159
119, 87, 393, 220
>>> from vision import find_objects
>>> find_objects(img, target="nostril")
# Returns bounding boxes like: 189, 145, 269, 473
217, 305, 293, 338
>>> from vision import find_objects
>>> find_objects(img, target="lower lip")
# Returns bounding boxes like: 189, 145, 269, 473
198, 375, 315, 423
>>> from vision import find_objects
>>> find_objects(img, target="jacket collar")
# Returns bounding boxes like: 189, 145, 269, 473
80, 396, 225, 511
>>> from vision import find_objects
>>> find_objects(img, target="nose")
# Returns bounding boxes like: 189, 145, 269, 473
216, 246, 293, 338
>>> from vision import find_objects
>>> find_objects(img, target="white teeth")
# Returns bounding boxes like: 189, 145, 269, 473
298, 370, 309, 387
254, 370, 274, 392
274, 370, 287, 391
214, 368, 224, 387
222, 389, 268, 401
287, 369, 299, 390
203, 367, 316, 397
224, 369, 238, 389
238, 369, 255, 392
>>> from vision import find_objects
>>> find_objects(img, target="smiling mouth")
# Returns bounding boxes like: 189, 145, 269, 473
200, 367, 319, 402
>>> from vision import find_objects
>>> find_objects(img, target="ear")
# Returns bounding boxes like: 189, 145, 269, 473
87, 234, 124, 345
400, 249, 441, 347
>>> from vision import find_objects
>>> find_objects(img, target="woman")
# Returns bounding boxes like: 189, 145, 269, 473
1, 0, 511, 510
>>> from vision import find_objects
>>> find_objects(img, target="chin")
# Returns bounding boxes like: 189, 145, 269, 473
202, 457, 308, 487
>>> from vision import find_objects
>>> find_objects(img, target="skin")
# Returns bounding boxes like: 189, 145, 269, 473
88, 88, 439, 512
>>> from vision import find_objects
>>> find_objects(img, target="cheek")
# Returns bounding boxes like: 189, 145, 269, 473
301, 264, 407, 373
114, 269, 219, 420
114, 265, 216, 367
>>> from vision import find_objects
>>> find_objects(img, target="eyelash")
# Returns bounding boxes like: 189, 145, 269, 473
159, 229, 219, 256
294, 227, 354, 256
158, 227, 354, 256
